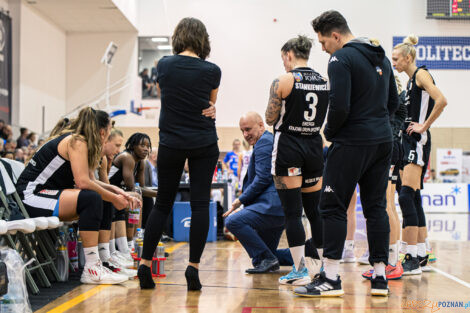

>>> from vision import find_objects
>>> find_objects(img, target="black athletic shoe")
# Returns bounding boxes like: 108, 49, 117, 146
371, 275, 389, 296
245, 258, 280, 274
185, 265, 202, 291
138, 264, 156, 289
418, 254, 432, 272
293, 271, 344, 297
402, 254, 422, 276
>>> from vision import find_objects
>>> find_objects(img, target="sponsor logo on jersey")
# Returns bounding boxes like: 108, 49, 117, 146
305, 177, 321, 184
329, 56, 339, 63
376, 66, 383, 75
293, 72, 303, 82
288, 167, 301, 176
29, 159, 36, 167
324, 186, 334, 193
39, 189, 59, 196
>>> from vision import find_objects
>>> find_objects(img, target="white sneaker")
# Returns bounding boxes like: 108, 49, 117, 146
105, 257, 138, 279
81, 261, 128, 284
357, 250, 370, 265
340, 248, 356, 263
111, 251, 134, 269
116, 250, 134, 262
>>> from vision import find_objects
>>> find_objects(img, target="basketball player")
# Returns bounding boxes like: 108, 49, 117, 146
297, 10, 399, 297
265, 35, 328, 286
392, 35, 447, 275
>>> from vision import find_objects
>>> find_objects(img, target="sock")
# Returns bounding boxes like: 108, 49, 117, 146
417, 243, 426, 257
116, 237, 129, 253
323, 258, 340, 280
98, 243, 111, 262
407, 245, 417, 258
400, 241, 407, 255
373, 262, 386, 278
425, 238, 431, 251
317, 248, 324, 261
84, 246, 100, 265
289, 245, 305, 271
109, 239, 116, 253
344, 240, 354, 250
388, 243, 398, 266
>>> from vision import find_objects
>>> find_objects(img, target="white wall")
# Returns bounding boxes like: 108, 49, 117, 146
111, 0, 138, 29
66, 31, 143, 126
135, 0, 470, 128
19, 2, 66, 133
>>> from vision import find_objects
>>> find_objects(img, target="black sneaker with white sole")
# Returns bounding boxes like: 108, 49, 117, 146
402, 253, 422, 275
293, 271, 344, 297
418, 254, 432, 272
371, 275, 389, 296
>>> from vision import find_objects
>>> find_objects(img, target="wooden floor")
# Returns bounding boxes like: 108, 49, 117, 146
35, 234, 470, 313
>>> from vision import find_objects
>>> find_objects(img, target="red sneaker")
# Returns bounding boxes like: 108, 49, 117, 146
362, 263, 403, 280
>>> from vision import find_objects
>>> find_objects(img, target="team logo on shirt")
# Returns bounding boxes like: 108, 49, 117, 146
329, 56, 339, 63
376, 66, 383, 76
293, 72, 303, 82
287, 167, 301, 176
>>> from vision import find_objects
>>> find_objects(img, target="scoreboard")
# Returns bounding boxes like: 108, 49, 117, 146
427, 0, 470, 19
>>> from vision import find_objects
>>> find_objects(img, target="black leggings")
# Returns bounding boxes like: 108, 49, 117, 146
142, 143, 219, 263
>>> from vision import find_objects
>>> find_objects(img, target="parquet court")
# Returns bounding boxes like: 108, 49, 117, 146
36, 213, 470, 313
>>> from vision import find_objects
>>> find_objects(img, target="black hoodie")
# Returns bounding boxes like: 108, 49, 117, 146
324, 38, 399, 145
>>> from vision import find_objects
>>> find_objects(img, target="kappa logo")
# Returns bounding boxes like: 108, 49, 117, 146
329, 56, 339, 63
324, 186, 334, 193
181, 217, 191, 228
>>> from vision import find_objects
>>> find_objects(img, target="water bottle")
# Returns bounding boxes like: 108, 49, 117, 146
128, 183, 142, 224
67, 228, 79, 272
77, 235, 85, 269
56, 231, 69, 282
217, 168, 222, 183
223, 169, 228, 182
152, 242, 166, 275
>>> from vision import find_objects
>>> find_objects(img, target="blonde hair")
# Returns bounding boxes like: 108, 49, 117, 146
370, 38, 380, 46
393, 34, 419, 61
394, 75, 403, 94
50, 107, 110, 169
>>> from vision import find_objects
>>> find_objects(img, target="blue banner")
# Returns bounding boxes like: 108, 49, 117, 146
392, 36, 470, 69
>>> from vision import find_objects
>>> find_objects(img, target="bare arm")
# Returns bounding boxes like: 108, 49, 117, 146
98, 156, 110, 183
121, 154, 136, 191
265, 78, 282, 126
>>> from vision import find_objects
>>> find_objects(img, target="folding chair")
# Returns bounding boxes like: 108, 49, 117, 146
0, 161, 60, 294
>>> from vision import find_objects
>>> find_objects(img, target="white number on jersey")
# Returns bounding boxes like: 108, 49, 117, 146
304, 92, 318, 122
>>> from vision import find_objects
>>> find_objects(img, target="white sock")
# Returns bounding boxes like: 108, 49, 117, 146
373, 262, 386, 278
323, 258, 340, 281
84, 246, 100, 265
400, 241, 407, 254
417, 243, 426, 257
425, 238, 431, 251
317, 248, 324, 261
98, 243, 111, 262
389, 243, 398, 266
289, 245, 305, 271
407, 245, 417, 258
344, 240, 354, 250
109, 239, 116, 253
116, 237, 129, 253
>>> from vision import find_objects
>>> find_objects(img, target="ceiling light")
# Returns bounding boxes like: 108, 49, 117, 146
151, 37, 169, 43
157, 45, 172, 50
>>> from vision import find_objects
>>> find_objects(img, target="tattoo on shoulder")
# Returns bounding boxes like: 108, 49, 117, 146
265, 79, 282, 125
273, 176, 288, 189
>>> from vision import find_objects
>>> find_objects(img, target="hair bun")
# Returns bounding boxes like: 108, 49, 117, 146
403, 34, 418, 46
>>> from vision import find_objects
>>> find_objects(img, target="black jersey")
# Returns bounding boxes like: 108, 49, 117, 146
108, 151, 140, 189
391, 91, 407, 141
274, 67, 329, 136
404, 66, 435, 128
16, 134, 75, 198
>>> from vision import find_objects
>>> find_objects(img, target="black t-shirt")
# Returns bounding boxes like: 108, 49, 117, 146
157, 55, 221, 149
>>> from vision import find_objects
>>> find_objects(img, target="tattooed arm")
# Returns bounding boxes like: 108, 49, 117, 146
265, 78, 282, 126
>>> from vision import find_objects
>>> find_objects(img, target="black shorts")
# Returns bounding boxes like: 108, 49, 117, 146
20, 188, 62, 218
271, 132, 323, 188
389, 139, 403, 183
402, 131, 431, 189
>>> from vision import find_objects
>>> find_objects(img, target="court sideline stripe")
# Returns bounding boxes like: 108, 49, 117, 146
46, 242, 186, 313
431, 266, 470, 289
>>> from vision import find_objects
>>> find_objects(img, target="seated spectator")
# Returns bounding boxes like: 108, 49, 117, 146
14, 148, 24, 163
27, 132, 37, 147
224, 112, 284, 274
16, 107, 140, 285
145, 147, 158, 187
0, 138, 3, 152
3, 152, 13, 159
4, 139, 16, 153
1, 124, 12, 140
429, 169, 442, 183
224, 139, 242, 178
16, 127, 29, 148
37, 138, 46, 147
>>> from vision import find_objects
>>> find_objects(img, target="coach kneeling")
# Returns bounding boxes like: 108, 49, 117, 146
224, 112, 284, 274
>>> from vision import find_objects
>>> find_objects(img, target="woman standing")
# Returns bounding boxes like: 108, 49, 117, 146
392, 35, 447, 275
138, 17, 221, 290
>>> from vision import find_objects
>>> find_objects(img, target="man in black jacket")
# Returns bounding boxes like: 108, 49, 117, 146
294, 10, 398, 298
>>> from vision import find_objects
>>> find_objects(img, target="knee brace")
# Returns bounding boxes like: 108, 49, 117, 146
100, 201, 113, 230
398, 186, 418, 228
112, 206, 127, 222
77, 190, 103, 231
277, 188, 305, 247
302, 191, 323, 248
415, 190, 426, 227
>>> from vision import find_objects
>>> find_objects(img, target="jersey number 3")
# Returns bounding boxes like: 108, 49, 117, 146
304, 92, 318, 122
